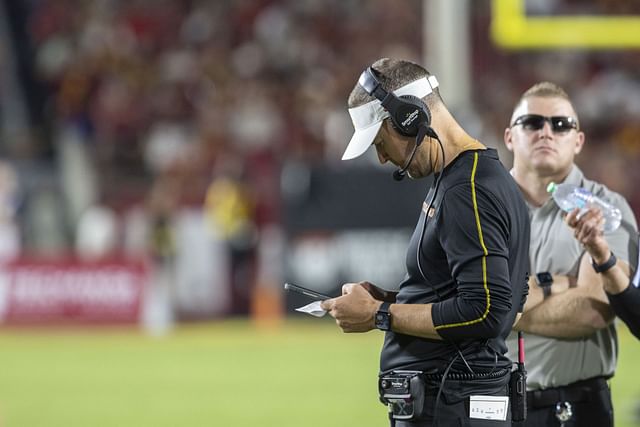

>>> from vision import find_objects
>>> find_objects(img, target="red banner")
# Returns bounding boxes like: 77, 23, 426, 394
0, 258, 149, 324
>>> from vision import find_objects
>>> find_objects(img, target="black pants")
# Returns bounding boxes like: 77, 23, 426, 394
517, 377, 613, 427
395, 378, 512, 427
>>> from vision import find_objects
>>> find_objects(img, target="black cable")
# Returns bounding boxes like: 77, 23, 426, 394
387, 406, 395, 427
432, 352, 458, 426
458, 347, 475, 375
415, 130, 446, 302
424, 366, 510, 381
414, 133, 463, 426
394, 125, 429, 181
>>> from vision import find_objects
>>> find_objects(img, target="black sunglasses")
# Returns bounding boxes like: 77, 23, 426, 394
511, 114, 578, 133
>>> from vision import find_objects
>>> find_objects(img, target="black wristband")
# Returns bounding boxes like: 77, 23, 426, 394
592, 252, 617, 274
535, 272, 553, 299
541, 283, 552, 299
375, 302, 392, 331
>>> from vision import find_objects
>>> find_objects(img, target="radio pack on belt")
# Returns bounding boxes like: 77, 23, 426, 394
378, 370, 426, 420
378, 334, 528, 423
510, 331, 528, 422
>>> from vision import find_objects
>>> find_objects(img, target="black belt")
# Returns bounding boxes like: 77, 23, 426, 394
527, 377, 610, 409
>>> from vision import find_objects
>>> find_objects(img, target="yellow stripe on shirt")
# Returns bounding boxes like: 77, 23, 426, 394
435, 152, 491, 331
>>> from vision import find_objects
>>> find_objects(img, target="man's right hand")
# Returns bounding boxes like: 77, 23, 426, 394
320, 283, 381, 333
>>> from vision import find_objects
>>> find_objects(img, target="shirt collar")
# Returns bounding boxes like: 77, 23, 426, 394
518, 165, 585, 213
562, 164, 584, 187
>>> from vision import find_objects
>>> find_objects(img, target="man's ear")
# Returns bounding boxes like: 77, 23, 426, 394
574, 130, 585, 155
504, 127, 514, 152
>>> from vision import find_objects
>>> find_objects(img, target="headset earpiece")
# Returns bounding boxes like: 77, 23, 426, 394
359, 67, 432, 138
388, 95, 431, 138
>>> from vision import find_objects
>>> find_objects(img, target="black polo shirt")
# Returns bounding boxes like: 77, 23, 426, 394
380, 148, 530, 374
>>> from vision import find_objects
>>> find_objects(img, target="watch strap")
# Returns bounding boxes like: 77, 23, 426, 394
592, 252, 617, 274
540, 283, 552, 299
378, 301, 391, 314
375, 302, 392, 331
535, 272, 553, 299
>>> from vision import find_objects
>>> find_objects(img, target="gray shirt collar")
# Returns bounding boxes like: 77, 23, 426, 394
525, 165, 585, 213
563, 164, 584, 187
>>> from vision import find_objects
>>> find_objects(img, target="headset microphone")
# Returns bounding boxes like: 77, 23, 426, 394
393, 147, 417, 181
392, 168, 406, 181
392, 124, 431, 181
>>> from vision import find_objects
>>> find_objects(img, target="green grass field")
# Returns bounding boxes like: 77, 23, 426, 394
0, 318, 638, 427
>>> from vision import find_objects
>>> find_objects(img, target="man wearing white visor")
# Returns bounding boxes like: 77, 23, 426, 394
321, 58, 531, 426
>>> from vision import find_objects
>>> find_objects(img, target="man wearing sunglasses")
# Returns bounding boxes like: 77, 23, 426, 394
503, 82, 639, 427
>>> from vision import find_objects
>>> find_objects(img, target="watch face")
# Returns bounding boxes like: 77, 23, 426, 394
536, 272, 553, 285
375, 312, 391, 331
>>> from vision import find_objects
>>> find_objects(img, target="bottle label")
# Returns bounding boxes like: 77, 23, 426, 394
571, 188, 591, 209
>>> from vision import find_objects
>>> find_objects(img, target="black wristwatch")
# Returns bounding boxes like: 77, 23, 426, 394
535, 272, 553, 299
592, 252, 617, 274
375, 302, 392, 331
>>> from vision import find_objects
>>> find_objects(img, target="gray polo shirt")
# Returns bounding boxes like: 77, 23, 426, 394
506, 165, 638, 390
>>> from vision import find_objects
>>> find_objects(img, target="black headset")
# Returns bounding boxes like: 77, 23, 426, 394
358, 66, 439, 181
358, 66, 432, 138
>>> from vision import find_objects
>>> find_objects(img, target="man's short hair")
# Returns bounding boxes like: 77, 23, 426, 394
347, 58, 442, 110
521, 81, 571, 102
515, 81, 578, 115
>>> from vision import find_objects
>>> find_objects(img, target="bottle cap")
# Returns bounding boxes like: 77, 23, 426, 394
547, 182, 557, 194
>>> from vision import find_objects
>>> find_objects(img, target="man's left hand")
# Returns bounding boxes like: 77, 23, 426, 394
321, 282, 382, 333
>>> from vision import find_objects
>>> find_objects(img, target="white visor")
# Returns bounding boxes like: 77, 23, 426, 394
343, 75, 439, 160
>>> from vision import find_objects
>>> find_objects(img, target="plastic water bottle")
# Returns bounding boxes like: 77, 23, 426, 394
547, 182, 622, 232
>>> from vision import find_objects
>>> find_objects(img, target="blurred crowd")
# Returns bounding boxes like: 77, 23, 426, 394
0, 0, 638, 313
16, 0, 423, 255
30, 2, 420, 184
